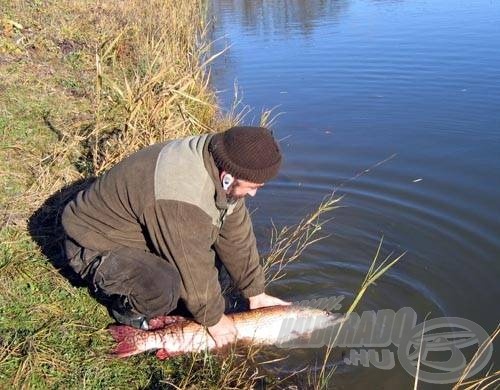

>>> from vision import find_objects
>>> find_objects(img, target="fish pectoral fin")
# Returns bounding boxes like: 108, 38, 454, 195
155, 348, 184, 360
155, 348, 171, 360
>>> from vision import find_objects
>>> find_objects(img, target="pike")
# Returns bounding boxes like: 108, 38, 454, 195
108, 305, 342, 359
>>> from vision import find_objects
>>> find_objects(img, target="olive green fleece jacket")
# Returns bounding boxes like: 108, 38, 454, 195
61, 134, 265, 326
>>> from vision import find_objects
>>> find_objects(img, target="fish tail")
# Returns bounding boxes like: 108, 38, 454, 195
108, 324, 144, 358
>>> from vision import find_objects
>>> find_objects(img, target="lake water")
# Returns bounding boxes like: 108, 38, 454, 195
210, 0, 500, 387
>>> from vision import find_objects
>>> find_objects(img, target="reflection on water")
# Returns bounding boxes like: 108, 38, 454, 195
211, 0, 500, 387
213, 0, 349, 36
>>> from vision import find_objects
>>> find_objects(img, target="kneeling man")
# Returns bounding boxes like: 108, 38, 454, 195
62, 126, 289, 347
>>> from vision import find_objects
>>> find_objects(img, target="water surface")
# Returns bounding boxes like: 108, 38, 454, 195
211, 0, 500, 387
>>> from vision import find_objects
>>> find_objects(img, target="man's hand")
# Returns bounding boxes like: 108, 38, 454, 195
248, 292, 291, 310
207, 314, 238, 348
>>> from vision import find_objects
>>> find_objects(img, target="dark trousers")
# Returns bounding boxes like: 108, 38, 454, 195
64, 238, 181, 320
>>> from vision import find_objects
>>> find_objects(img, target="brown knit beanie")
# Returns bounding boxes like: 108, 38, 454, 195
209, 126, 282, 183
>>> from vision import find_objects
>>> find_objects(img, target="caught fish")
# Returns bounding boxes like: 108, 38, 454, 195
109, 305, 342, 359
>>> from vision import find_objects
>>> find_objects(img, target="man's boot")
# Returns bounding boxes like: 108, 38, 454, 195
110, 295, 150, 330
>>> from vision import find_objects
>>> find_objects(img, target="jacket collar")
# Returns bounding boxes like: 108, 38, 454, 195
203, 134, 228, 210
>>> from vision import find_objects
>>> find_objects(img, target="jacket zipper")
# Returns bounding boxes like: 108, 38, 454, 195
218, 208, 228, 228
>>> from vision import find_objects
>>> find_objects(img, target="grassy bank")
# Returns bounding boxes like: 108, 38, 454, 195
0, 1, 341, 388
0, 0, 245, 387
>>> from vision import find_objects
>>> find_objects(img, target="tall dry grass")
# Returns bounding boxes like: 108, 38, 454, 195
263, 193, 341, 286
89, 0, 223, 174
1, 0, 225, 228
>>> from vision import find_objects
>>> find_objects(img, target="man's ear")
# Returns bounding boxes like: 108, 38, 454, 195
222, 172, 234, 190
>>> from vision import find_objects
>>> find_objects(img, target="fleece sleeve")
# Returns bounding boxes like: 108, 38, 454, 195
213, 200, 265, 298
142, 200, 225, 327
